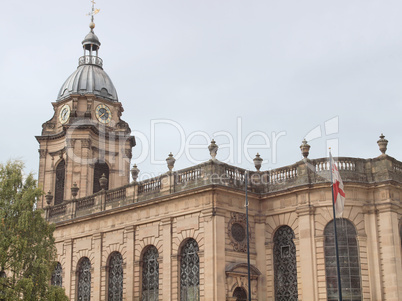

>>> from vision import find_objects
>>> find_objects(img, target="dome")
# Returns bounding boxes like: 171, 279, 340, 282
57, 63, 118, 102
56, 27, 118, 102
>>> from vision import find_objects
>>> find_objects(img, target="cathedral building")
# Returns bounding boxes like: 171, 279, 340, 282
37, 18, 402, 301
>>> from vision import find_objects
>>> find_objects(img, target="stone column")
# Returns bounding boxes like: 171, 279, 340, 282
377, 202, 402, 301
64, 239, 73, 299
254, 214, 266, 301
125, 226, 135, 300
92, 233, 102, 301
363, 205, 383, 299
161, 218, 172, 301
296, 204, 317, 301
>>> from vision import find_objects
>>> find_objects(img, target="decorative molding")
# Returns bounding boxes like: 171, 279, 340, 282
38, 149, 47, 159
228, 212, 249, 253
81, 139, 92, 149
66, 138, 75, 148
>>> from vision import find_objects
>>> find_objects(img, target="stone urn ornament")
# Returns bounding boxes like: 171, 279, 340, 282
208, 139, 218, 160
377, 133, 388, 155
71, 183, 79, 199
166, 152, 176, 171
45, 191, 53, 206
300, 138, 310, 159
253, 153, 263, 171
131, 164, 140, 182
99, 174, 108, 190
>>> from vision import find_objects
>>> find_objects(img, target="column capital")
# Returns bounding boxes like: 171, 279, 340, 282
296, 204, 315, 216
160, 217, 172, 226
124, 225, 136, 234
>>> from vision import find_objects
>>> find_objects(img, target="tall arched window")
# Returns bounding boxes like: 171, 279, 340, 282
273, 225, 298, 301
77, 257, 91, 301
180, 238, 199, 301
51, 262, 63, 287
54, 159, 65, 205
142, 246, 159, 301
108, 252, 123, 301
324, 219, 361, 301
93, 161, 109, 193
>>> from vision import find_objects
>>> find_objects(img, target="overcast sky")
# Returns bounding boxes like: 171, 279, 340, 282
1, 0, 401, 179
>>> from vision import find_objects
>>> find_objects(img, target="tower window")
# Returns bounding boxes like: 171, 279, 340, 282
93, 161, 109, 193
54, 159, 65, 205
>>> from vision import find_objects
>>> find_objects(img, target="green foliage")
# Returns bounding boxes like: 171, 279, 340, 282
0, 161, 68, 301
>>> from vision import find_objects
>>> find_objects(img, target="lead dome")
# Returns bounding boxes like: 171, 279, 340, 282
56, 27, 118, 102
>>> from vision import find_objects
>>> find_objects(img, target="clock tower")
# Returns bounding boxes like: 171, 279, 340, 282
36, 20, 135, 209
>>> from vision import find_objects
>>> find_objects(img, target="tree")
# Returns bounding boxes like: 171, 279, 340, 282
0, 161, 68, 301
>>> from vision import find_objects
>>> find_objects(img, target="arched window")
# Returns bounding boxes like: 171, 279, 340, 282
93, 161, 109, 193
77, 257, 91, 301
108, 252, 123, 301
273, 225, 298, 301
180, 238, 199, 301
233, 287, 247, 301
142, 246, 159, 301
324, 219, 361, 301
54, 159, 65, 205
51, 262, 63, 287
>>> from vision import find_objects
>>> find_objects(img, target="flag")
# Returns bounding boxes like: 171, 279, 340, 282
330, 154, 345, 218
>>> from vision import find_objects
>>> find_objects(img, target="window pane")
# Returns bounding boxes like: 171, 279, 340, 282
77, 257, 91, 301
108, 252, 123, 301
180, 239, 199, 301
324, 219, 362, 301
142, 246, 159, 301
274, 226, 298, 300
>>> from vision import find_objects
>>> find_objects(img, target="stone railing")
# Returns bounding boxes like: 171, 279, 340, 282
45, 155, 402, 223
76, 196, 95, 210
106, 187, 126, 203
138, 177, 162, 195
49, 203, 67, 218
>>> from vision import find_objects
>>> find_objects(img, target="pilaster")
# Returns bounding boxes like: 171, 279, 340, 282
377, 202, 402, 301
93, 233, 102, 301
64, 239, 73, 299
254, 214, 266, 301
296, 204, 317, 301
161, 218, 172, 301
362, 205, 383, 299
125, 226, 135, 300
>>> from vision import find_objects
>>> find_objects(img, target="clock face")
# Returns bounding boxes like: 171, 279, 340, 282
95, 104, 112, 124
59, 104, 71, 124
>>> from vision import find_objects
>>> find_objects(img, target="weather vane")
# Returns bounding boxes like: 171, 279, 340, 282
87, 0, 100, 24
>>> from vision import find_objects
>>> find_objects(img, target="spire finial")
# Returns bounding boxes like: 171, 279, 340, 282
87, 0, 100, 31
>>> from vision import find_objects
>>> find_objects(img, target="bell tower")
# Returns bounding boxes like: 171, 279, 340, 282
36, 8, 135, 208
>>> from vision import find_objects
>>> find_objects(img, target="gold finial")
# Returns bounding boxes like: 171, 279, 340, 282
86, 0, 100, 30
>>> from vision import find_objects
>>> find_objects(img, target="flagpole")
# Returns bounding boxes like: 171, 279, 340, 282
329, 152, 343, 301
245, 171, 251, 301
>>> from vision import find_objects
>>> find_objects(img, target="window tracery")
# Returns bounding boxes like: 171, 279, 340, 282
108, 252, 123, 301
180, 239, 199, 301
273, 225, 298, 301
142, 246, 159, 301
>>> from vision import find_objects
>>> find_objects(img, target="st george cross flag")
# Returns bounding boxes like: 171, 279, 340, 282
330, 154, 345, 218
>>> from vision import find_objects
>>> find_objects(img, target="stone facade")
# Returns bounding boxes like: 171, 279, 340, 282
41, 145, 402, 300
37, 18, 402, 301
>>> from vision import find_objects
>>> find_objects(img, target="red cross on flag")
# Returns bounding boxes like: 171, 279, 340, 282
330, 154, 345, 218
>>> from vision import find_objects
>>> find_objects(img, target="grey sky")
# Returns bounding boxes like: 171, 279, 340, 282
1, 0, 401, 178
